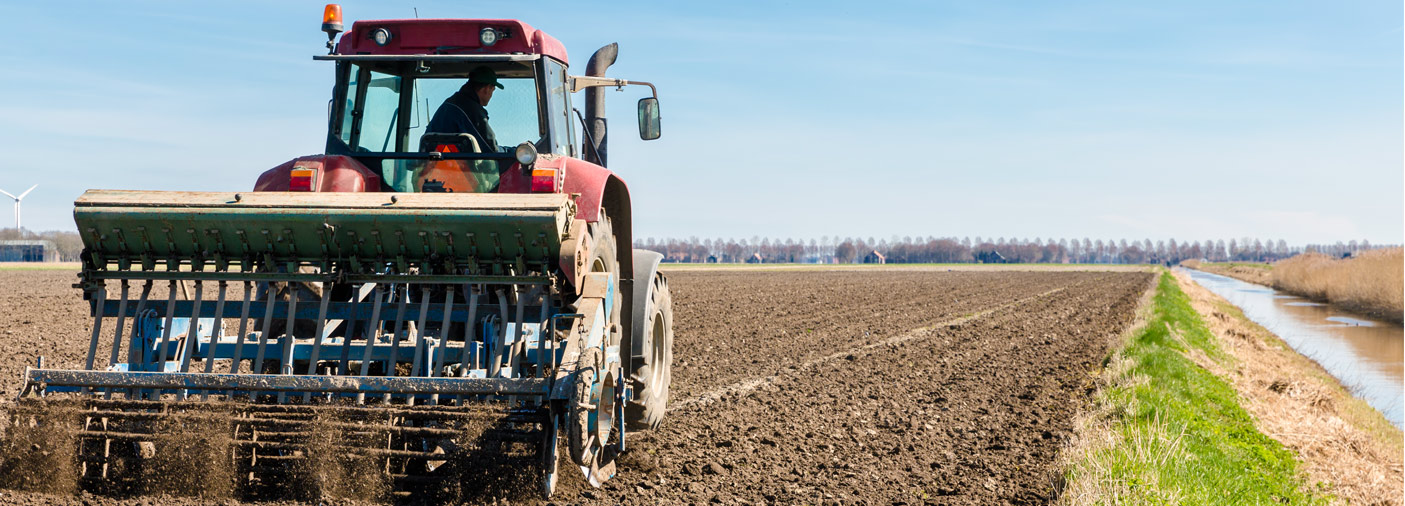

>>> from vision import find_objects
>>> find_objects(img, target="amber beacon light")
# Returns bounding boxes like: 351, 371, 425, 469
322, 4, 343, 33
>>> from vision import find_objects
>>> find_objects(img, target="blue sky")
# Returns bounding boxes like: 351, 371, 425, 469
0, 1, 1399, 244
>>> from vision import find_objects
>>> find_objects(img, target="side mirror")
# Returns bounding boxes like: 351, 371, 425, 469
637, 97, 661, 140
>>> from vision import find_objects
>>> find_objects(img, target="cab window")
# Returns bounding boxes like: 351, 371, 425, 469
340, 67, 401, 152
543, 59, 575, 156
408, 75, 542, 153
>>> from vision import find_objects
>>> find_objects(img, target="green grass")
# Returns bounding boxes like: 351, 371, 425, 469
0, 262, 79, 271
1063, 272, 1324, 505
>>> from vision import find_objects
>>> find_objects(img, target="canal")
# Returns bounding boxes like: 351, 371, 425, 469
1184, 269, 1403, 429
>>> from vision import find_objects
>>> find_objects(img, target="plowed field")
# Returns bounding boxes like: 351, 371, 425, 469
0, 268, 1151, 505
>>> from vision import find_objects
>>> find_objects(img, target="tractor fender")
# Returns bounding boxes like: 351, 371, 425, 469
629, 250, 664, 359
537, 156, 634, 285
553, 157, 635, 374
253, 155, 381, 192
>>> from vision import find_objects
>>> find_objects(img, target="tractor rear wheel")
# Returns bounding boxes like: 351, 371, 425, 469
625, 272, 672, 431
577, 208, 621, 330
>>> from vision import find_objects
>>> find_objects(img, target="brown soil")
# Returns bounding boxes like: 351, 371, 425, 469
0, 268, 1151, 505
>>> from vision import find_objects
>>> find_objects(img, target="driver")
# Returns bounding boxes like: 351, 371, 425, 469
425, 66, 504, 153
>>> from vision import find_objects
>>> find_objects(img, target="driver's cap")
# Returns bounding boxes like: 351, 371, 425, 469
469, 67, 505, 90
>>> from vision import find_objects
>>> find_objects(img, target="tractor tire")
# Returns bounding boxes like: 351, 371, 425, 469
625, 272, 672, 431
568, 347, 601, 466
566, 208, 621, 465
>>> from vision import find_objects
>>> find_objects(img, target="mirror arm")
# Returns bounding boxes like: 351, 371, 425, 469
569, 76, 657, 98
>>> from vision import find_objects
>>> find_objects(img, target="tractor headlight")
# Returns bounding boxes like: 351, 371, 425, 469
515, 142, 538, 166
370, 28, 392, 46
480, 27, 499, 46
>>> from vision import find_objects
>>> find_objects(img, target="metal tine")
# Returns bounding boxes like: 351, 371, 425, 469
384, 284, 410, 404
178, 281, 204, 373
83, 285, 107, 370
153, 281, 180, 399
536, 288, 551, 378
455, 286, 480, 405
81, 285, 107, 395
489, 289, 509, 378
174, 280, 205, 400
122, 281, 154, 399
276, 288, 299, 404
337, 284, 365, 376
229, 281, 254, 375
508, 285, 528, 407
200, 281, 228, 401
430, 286, 455, 405
252, 281, 277, 399
103, 280, 131, 399
303, 286, 333, 403
511, 285, 528, 374
356, 286, 385, 405
406, 287, 433, 406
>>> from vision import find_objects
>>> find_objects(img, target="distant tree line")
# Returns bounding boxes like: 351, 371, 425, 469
0, 228, 83, 261
1, 226, 1392, 266
634, 236, 1396, 265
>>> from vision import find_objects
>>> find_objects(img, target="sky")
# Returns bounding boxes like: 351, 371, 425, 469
0, 1, 1400, 245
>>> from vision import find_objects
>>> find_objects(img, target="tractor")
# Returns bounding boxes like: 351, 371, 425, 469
12, 5, 673, 499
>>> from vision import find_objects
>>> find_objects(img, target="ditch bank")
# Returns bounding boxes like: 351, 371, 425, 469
1061, 270, 1402, 505
1175, 270, 1402, 505
1185, 268, 1402, 429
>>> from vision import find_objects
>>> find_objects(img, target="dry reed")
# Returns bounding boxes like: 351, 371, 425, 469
1175, 271, 1403, 505
1272, 248, 1403, 323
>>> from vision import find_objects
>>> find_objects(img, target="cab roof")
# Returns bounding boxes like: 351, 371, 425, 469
334, 19, 569, 66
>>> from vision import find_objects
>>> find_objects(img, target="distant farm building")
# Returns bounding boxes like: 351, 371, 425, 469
0, 240, 57, 262
974, 250, 1006, 264
863, 250, 886, 264
746, 253, 763, 264
707, 255, 719, 263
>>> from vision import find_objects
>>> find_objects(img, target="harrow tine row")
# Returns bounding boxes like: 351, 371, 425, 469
18, 396, 550, 498
31, 271, 584, 407
19, 189, 650, 498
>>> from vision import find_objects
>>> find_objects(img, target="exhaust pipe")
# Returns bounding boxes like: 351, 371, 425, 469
584, 43, 618, 167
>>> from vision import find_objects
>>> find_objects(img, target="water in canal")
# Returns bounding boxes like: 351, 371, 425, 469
1185, 269, 1403, 429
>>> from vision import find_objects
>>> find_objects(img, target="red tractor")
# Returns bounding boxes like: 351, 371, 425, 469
21, 4, 673, 499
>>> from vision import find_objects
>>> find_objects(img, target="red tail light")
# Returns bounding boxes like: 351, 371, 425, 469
531, 168, 560, 193
290, 167, 316, 191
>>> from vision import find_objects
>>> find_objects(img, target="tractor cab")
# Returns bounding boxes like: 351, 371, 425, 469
35, 5, 675, 499
324, 54, 570, 193
314, 13, 659, 194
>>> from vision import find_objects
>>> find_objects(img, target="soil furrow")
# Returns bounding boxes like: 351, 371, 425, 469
550, 270, 1150, 505
0, 269, 1152, 506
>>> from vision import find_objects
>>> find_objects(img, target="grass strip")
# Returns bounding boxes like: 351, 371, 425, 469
1061, 271, 1325, 505
0, 262, 80, 271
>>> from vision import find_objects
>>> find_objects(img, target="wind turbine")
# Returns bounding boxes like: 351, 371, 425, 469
0, 184, 37, 230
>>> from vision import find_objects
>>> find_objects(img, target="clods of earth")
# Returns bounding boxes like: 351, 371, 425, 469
0, 269, 1150, 505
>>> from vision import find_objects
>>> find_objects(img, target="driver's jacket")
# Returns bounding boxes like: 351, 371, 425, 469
425, 90, 499, 153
